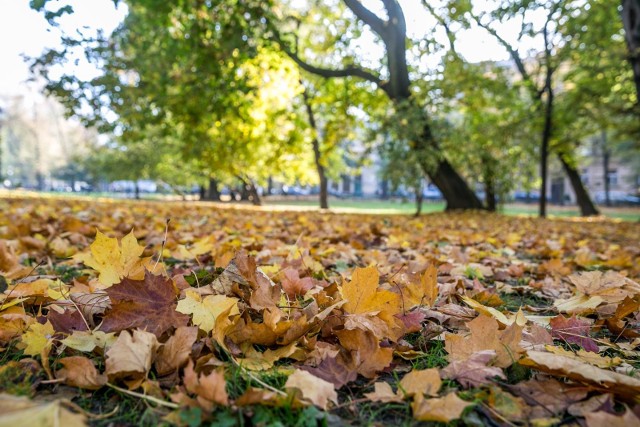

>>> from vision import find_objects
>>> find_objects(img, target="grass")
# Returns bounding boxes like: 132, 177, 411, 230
3, 189, 638, 220
266, 197, 640, 220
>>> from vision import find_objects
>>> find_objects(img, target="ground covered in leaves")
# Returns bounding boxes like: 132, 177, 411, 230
1, 194, 639, 426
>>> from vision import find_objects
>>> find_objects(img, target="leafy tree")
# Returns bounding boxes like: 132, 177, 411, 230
622, 0, 640, 101
273, 0, 485, 210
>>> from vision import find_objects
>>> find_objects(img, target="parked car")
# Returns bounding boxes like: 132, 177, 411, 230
423, 186, 443, 200
593, 191, 640, 206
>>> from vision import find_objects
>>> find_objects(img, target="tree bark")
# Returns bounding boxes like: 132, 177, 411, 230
205, 177, 221, 201
601, 130, 611, 207
301, 84, 329, 209
134, 181, 140, 200
559, 155, 599, 216
622, 0, 640, 101
414, 185, 423, 217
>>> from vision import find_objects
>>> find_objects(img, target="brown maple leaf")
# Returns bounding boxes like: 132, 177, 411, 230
281, 268, 315, 299
300, 355, 357, 389
100, 271, 189, 337
549, 314, 598, 353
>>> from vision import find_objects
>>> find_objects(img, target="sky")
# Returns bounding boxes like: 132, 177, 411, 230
0, 1, 126, 98
0, 1, 522, 101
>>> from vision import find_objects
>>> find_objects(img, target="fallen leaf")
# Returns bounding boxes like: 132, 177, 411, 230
175, 289, 239, 333
340, 266, 400, 317
155, 326, 198, 376
20, 321, 54, 356
56, 356, 107, 390
520, 350, 640, 399
411, 392, 472, 422
364, 382, 402, 403
285, 369, 338, 410
0, 394, 87, 427
105, 329, 159, 382
73, 229, 153, 287
61, 330, 116, 352
445, 315, 523, 368
281, 268, 315, 299
300, 355, 357, 389
585, 408, 640, 427
549, 315, 598, 352
100, 272, 189, 337
399, 368, 441, 397
402, 264, 438, 309
441, 350, 506, 388
183, 360, 228, 409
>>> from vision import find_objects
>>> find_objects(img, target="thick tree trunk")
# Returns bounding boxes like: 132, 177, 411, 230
412, 117, 484, 210
301, 84, 329, 209
199, 185, 206, 200
481, 153, 497, 212
558, 155, 599, 216
247, 181, 261, 206
206, 177, 221, 201
622, 0, 640, 101
134, 181, 140, 200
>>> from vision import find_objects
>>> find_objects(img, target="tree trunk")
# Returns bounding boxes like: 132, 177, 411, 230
481, 153, 497, 212
412, 119, 484, 210
237, 175, 261, 206
134, 181, 140, 200
414, 185, 423, 217
199, 185, 206, 200
301, 84, 329, 209
558, 155, 599, 216
247, 181, 261, 206
622, 0, 640, 101
539, 106, 551, 218
206, 177, 221, 201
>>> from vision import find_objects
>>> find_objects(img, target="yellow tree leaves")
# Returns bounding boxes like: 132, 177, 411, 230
445, 315, 524, 368
341, 266, 400, 316
175, 290, 239, 333
1, 195, 640, 425
73, 230, 154, 287
402, 264, 438, 309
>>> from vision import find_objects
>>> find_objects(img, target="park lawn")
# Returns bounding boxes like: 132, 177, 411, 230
0, 193, 639, 426
266, 197, 640, 220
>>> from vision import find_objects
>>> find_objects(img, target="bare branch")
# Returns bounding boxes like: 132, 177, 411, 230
470, 11, 545, 100
421, 0, 459, 58
343, 0, 387, 37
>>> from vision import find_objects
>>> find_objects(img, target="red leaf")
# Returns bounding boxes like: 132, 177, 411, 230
47, 308, 89, 334
100, 271, 189, 337
549, 315, 598, 353
300, 355, 357, 389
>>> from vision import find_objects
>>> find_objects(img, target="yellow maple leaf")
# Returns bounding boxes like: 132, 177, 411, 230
176, 289, 239, 332
20, 320, 54, 356
403, 264, 438, 309
341, 266, 400, 316
73, 229, 153, 287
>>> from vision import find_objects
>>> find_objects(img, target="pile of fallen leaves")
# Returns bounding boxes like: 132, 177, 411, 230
0, 194, 639, 426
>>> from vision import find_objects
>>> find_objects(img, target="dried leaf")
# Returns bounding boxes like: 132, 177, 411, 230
411, 392, 472, 422
155, 326, 198, 376
73, 229, 153, 287
105, 329, 159, 382
56, 356, 107, 390
176, 289, 239, 333
285, 369, 338, 410
101, 272, 189, 337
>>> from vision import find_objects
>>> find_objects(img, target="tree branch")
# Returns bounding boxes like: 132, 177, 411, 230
421, 0, 459, 58
470, 12, 538, 96
343, 0, 387, 38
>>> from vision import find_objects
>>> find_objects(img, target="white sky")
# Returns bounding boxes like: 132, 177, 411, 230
0, 0, 522, 100
0, 0, 126, 97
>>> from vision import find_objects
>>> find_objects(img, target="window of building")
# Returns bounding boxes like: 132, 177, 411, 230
607, 170, 618, 186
